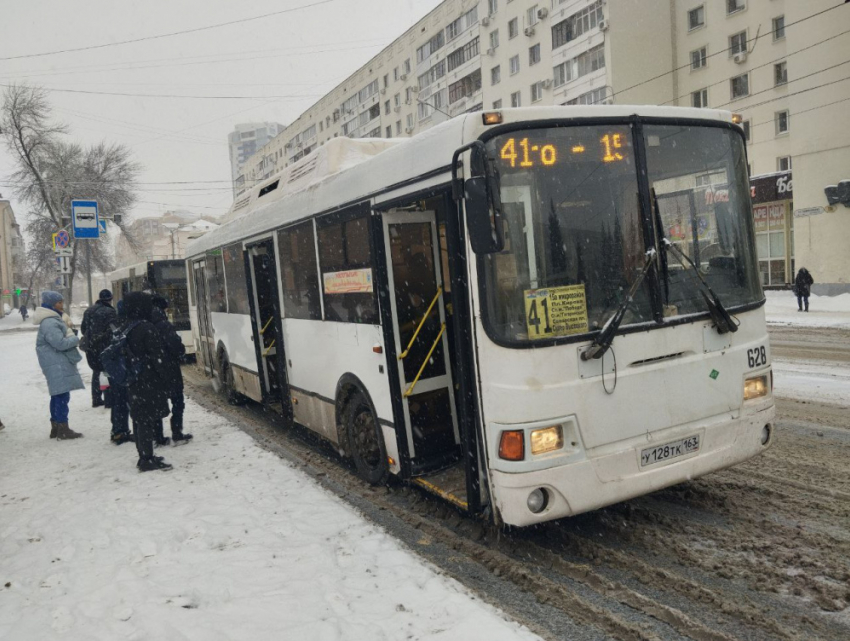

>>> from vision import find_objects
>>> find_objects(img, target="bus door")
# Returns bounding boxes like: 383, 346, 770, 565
382, 210, 460, 469
192, 259, 216, 375
245, 239, 291, 418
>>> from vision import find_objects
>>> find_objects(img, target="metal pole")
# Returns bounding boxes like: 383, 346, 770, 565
86, 240, 93, 305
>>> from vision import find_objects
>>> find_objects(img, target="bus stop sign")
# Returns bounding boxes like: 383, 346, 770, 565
72, 200, 99, 239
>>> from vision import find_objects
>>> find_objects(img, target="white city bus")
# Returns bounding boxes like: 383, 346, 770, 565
186, 106, 774, 527
108, 260, 195, 354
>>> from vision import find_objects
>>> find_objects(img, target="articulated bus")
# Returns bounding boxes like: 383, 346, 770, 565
186, 106, 774, 527
108, 260, 194, 355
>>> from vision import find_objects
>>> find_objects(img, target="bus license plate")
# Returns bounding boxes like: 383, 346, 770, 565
640, 435, 700, 467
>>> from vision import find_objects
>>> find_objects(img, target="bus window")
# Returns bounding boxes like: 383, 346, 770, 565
205, 251, 227, 313
278, 221, 321, 320
317, 212, 378, 324
223, 243, 250, 314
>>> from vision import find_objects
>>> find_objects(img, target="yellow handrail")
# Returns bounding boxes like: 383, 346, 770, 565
398, 286, 442, 360
262, 339, 276, 357
403, 323, 445, 398
260, 317, 274, 335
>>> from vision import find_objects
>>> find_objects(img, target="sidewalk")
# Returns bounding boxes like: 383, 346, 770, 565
0, 331, 539, 641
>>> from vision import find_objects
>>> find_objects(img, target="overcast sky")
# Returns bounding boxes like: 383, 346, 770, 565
0, 0, 443, 237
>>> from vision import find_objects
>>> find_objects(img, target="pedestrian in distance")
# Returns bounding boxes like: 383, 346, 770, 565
108, 299, 134, 445
794, 267, 814, 312
122, 291, 174, 472
19, 304, 28, 321
32, 291, 85, 440
151, 295, 192, 445
81, 290, 117, 408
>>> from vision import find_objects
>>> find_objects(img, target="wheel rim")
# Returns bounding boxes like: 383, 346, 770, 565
351, 405, 381, 469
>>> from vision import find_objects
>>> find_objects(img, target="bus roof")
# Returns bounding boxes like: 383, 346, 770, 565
187, 105, 734, 258
106, 259, 182, 283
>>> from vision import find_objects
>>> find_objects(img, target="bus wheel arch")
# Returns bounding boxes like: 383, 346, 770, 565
335, 375, 388, 485
216, 343, 246, 406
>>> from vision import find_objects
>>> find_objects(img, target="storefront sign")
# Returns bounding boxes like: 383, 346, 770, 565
750, 172, 793, 204
323, 268, 373, 294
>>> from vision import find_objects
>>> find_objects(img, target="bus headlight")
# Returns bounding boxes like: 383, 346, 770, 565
530, 425, 564, 455
744, 375, 769, 400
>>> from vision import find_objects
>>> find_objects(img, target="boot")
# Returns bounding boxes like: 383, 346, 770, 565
55, 423, 83, 440
50, 421, 58, 438
172, 432, 193, 445
137, 456, 173, 472
111, 432, 135, 445
155, 436, 171, 447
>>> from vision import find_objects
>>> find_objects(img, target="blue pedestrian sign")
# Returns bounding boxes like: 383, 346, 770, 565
71, 200, 99, 239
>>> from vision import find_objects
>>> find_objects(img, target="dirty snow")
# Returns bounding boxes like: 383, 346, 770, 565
765, 290, 850, 329
772, 358, 850, 406
0, 331, 540, 641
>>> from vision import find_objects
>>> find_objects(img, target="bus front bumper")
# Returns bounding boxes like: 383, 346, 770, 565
490, 404, 775, 527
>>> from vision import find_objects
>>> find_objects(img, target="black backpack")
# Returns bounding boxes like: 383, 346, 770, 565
100, 321, 144, 387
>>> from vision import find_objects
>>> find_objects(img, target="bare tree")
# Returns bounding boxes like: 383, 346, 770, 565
1, 83, 143, 304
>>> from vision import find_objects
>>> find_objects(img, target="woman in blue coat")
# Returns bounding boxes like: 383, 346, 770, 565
33, 291, 85, 439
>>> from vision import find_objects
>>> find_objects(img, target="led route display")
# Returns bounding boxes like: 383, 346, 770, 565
498, 132, 629, 169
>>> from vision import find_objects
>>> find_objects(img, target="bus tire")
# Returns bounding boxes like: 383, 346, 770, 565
218, 351, 246, 406
346, 392, 388, 485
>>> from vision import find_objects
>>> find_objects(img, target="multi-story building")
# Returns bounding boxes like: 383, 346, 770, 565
238, 0, 850, 292
0, 197, 25, 317
228, 122, 286, 197
115, 210, 220, 266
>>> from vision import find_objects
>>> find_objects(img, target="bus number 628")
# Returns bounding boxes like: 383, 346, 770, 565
747, 346, 767, 368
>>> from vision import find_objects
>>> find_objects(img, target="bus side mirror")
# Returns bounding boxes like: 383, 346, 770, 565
465, 176, 504, 254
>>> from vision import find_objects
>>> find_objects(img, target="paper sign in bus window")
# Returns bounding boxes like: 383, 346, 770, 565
524, 284, 589, 340
323, 268, 373, 294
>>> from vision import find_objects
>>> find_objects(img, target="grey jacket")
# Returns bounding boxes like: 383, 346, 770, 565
33, 307, 85, 396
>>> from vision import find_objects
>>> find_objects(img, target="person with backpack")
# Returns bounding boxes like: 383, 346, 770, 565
151, 295, 192, 445
81, 290, 117, 408
119, 292, 174, 472
107, 299, 134, 445
794, 267, 814, 312
32, 291, 85, 440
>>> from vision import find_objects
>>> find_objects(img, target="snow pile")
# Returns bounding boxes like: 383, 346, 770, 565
0, 332, 539, 641
764, 290, 850, 329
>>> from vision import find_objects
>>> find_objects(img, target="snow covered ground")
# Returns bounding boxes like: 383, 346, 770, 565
0, 331, 540, 641
764, 290, 850, 329
0, 309, 36, 332
772, 358, 850, 407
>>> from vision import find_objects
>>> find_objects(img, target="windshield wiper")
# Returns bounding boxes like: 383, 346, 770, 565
582, 250, 656, 362
660, 238, 738, 335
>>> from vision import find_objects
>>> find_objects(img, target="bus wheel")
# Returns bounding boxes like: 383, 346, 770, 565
218, 352, 246, 406
347, 392, 388, 485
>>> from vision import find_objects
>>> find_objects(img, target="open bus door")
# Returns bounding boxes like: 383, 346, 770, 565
245, 238, 292, 420
192, 259, 216, 375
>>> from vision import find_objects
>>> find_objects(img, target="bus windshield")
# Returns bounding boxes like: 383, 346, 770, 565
481, 122, 761, 345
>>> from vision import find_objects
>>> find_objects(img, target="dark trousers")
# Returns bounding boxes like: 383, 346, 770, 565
135, 418, 158, 461
49, 392, 71, 423
110, 385, 131, 436
797, 294, 809, 310
91, 371, 102, 403
170, 386, 185, 435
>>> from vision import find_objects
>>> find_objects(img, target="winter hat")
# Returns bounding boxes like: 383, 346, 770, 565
99, 289, 113, 302
123, 291, 154, 321
152, 294, 169, 310
41, 291, 64, 309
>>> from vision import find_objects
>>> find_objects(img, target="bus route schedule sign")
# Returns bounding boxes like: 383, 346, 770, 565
524, 284, 588, 340
323, 268, 373, 294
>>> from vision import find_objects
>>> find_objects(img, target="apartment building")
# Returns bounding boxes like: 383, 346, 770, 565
237, 0, 850, 292
0, 197, 25, 317
115, 210, 220, 266
228, 122, 287, 197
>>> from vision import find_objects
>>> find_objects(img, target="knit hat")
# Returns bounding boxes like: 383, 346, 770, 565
99, 289, 113, 302
41, 291, 64, 308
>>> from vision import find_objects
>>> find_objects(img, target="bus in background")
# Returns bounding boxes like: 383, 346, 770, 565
185, 106, 774, 527
108, 260, 194, 355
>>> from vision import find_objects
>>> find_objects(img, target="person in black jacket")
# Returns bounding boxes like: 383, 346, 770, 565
108, 300, 134, 445
151, 295, 192, 445
81, 290, 118, 407
123, 291, 173, 472
794, 267, 814, 312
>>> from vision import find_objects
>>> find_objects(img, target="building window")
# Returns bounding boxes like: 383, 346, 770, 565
386, 126, 392, 138
493, 99, 502, 109
448, 69, 482, 103
774, 61, 787, 86
511, 91, 521, 107
393, 67, 399, 82
488, 0, 498, 16
691, 47, 707, 70
509, 55, 520, 75
531, 81, 544, 103
729, 31, 747, 56
394, 93, 401, 108
742, 119, 751, 141
773, 16, 785, 40
553, 43, 605, 87
551, 1, 604, 49
688, 6, 705, 31
564, 87, 608, 105
383, 74, 389, 88
726, 0, 745, 15
527, 5, 539, 27
317, 213, 377, 324
396, 120, 402, 135
418, 60, 446, 91
691, 88, 708, 108
446, 7, 479, 42
490, 29, 500, 50
278, 222, 321, 321
777, 156, 792, 171
403, 59, 411, 75
406, 113, 414, 129
447, 37, 480, 71
416, 31, 445, 64
508, 18, 518, 39
775, 110, 789, 135
384, 100, 390, 115
529, 43, 540, 66
730, 73, 749, 99
491, 65, 501, 85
